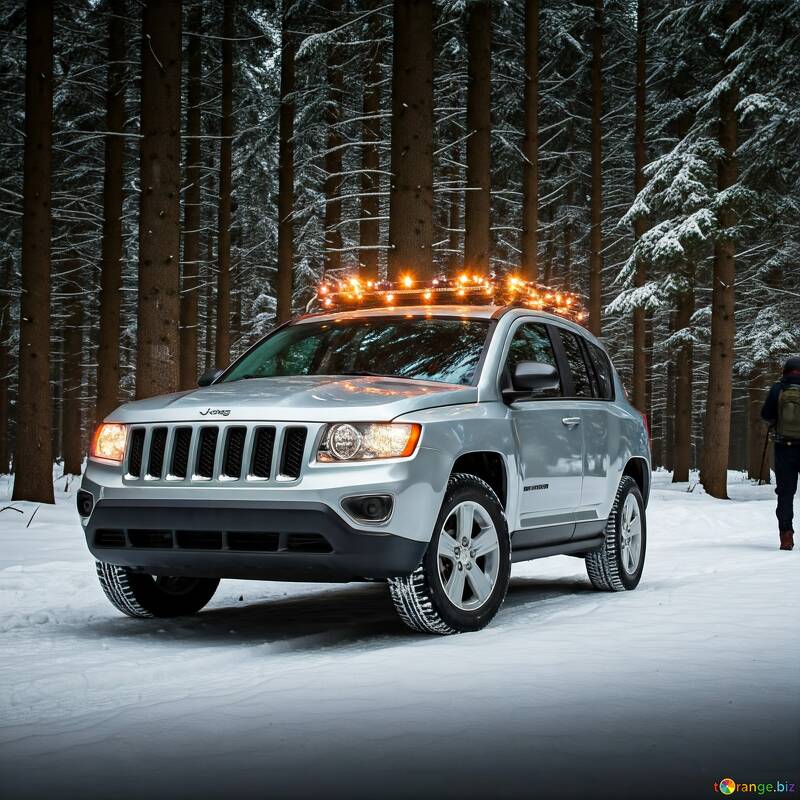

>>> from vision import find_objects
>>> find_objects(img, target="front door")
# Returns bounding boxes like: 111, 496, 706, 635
503, 321, 584, 546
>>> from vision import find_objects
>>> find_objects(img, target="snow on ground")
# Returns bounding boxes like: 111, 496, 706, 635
0, 467, 798, 799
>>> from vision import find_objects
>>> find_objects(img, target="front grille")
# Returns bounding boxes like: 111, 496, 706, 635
222, 427, 246, 479
93, 528, 331, 554
228, 531, 280, 552
196, 427, 219, 478
250, 427, 276, 479
280, 427, 307, 479
171, 427, 192, 478
148, 427, 167, 478
122, 423, 311, 484
95, 529, 125, 547
128, 429, 145, 477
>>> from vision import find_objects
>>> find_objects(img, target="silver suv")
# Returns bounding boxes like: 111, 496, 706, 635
79, 305, 650, 634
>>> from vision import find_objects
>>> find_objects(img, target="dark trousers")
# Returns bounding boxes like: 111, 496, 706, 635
774, 443, 800, 531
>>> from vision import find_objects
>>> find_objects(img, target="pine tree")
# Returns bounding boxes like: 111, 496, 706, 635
135, 0, 182, 399
12, 0, 54, 503
519, 0, 539, 281
388, 0, 434, 279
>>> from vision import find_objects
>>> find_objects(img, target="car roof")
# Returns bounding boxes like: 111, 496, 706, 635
293, 304, 600, 343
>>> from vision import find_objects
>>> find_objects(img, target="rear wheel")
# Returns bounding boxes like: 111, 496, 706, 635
96, 561, 219, 618
585, 475, 646, 591
389, 473, 511, 634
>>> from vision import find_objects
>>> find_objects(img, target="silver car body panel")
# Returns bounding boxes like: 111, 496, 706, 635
81, 306, 650, 567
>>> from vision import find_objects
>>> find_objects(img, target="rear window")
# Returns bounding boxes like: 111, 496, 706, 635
586, 341, 615, 400
558, 330, 593, 398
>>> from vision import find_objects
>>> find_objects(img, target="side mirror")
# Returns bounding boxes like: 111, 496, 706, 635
198, 367, 224, 387
511, 361, 560, 394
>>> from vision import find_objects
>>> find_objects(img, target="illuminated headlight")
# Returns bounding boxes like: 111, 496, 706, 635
90, 423, 128, 462
318, 423, 421, 462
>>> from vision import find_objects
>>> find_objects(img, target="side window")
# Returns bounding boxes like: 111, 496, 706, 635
587, 341, 614, 400
504, 322, 561, 397
559, 330, 593, 398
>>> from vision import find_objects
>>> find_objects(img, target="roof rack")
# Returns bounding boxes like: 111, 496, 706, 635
308, 271, 586, 322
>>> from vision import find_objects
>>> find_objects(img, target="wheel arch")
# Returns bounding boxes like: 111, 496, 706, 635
450, 451, 508, 510
622, 456, 650, 507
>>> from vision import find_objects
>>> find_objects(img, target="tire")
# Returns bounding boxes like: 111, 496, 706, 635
388, 473, 511, 634
585, 475, 646, 591
96, 561, 220, 618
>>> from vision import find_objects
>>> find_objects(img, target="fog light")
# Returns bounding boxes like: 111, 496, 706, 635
342, 495, 393, 524
77, 490, 94, 518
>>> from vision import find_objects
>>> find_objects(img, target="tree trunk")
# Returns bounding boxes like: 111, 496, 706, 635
359, 23, 381, 280
700, 0, 741, 499
0, 258, 11, 474
324, 6, 344, 275
180, 4, 202, 389
276, 6, 295, 323
13, 0, 54, 503
672, 291, 694, 483
543, 205, 554, 285
136, 0, 181, 399
215, 0, 233, 367
631, 0, 648, 411
62, 296, 83, 477
747, 368, 770, 482
464, 0, 491, 274
520, 0, 539, 281
588, 0, 603, 335
388, 0, 434, 280
204, 233, 214, 371
96, 0, 125, 424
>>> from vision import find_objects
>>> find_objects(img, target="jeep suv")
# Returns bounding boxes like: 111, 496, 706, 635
79, 305, 650, 634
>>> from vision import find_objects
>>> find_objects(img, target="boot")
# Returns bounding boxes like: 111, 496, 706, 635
779, 530, 794, 551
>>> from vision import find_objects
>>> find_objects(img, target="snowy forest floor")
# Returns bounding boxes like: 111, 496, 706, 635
0, 468, 798, 800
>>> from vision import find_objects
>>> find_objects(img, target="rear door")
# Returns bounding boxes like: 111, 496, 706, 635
503, 320, 584, 545
553, 327, 615, 528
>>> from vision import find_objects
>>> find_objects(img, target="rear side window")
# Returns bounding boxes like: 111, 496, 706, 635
558, 330, 593, 398
587, 341, 615, 399
504, 322, 561, 397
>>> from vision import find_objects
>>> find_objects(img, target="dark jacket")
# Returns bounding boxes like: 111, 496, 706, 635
762, 370, 800, 426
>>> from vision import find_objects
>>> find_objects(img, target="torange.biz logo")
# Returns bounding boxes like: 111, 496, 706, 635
714, 778, 797, 796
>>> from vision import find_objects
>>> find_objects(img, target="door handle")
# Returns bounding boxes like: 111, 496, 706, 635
561, 417, 581, 427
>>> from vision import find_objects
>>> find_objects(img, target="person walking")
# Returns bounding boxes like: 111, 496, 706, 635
761, 356, 800, 550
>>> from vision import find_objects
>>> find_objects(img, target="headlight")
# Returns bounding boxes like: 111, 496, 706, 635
318, 423, 421, 462
90, 423, 128, 462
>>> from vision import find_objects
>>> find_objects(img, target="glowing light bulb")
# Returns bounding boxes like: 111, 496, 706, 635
423, 290, 432, 302
402, 274, 413, 288
386, 293, 395, 303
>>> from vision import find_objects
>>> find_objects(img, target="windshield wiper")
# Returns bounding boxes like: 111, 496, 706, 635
338, 370, 393, 378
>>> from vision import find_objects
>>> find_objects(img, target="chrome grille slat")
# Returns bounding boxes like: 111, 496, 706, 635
122, 422, 311, 485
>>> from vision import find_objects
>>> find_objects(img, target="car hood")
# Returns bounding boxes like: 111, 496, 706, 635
108, 375, 477, 424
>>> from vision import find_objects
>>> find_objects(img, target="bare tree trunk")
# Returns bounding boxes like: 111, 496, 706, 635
747, 368, 769, 482
543, 205, 554, 285
215, 0, 233, 367
672, 291, 694, 482
324, 5, 344, 275
700, 0, 741, 499
0, 258, 11, 474
13, 0, 54, 503
136, 0, 181, 399
388, 0, 434, 280
588, 0, 603, 335
359, 24, 381, 280
96, 0, 125, 423
62, 296, 83, 477
276, 6, 295, 323
204, 234, 214, 371
631, 0, 648, 411
520, 0, 539, 281
447, 152, 462, 274
180, 4, 202, 389
464, 0, 491, 273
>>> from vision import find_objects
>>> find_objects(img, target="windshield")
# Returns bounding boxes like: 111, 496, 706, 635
222, 316, 490, 386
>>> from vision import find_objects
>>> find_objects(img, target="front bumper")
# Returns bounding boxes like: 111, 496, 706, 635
84, 498, 428, 582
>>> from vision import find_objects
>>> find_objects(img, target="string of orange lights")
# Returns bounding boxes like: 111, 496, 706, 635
312, 272, 586, 321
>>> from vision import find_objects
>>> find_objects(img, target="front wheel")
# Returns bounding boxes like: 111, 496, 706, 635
585, 475, 646, 591
96, 562, 220, 618
389, 473, 511, 634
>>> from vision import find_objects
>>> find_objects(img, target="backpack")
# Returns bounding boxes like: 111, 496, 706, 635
777, 385, 800, 440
